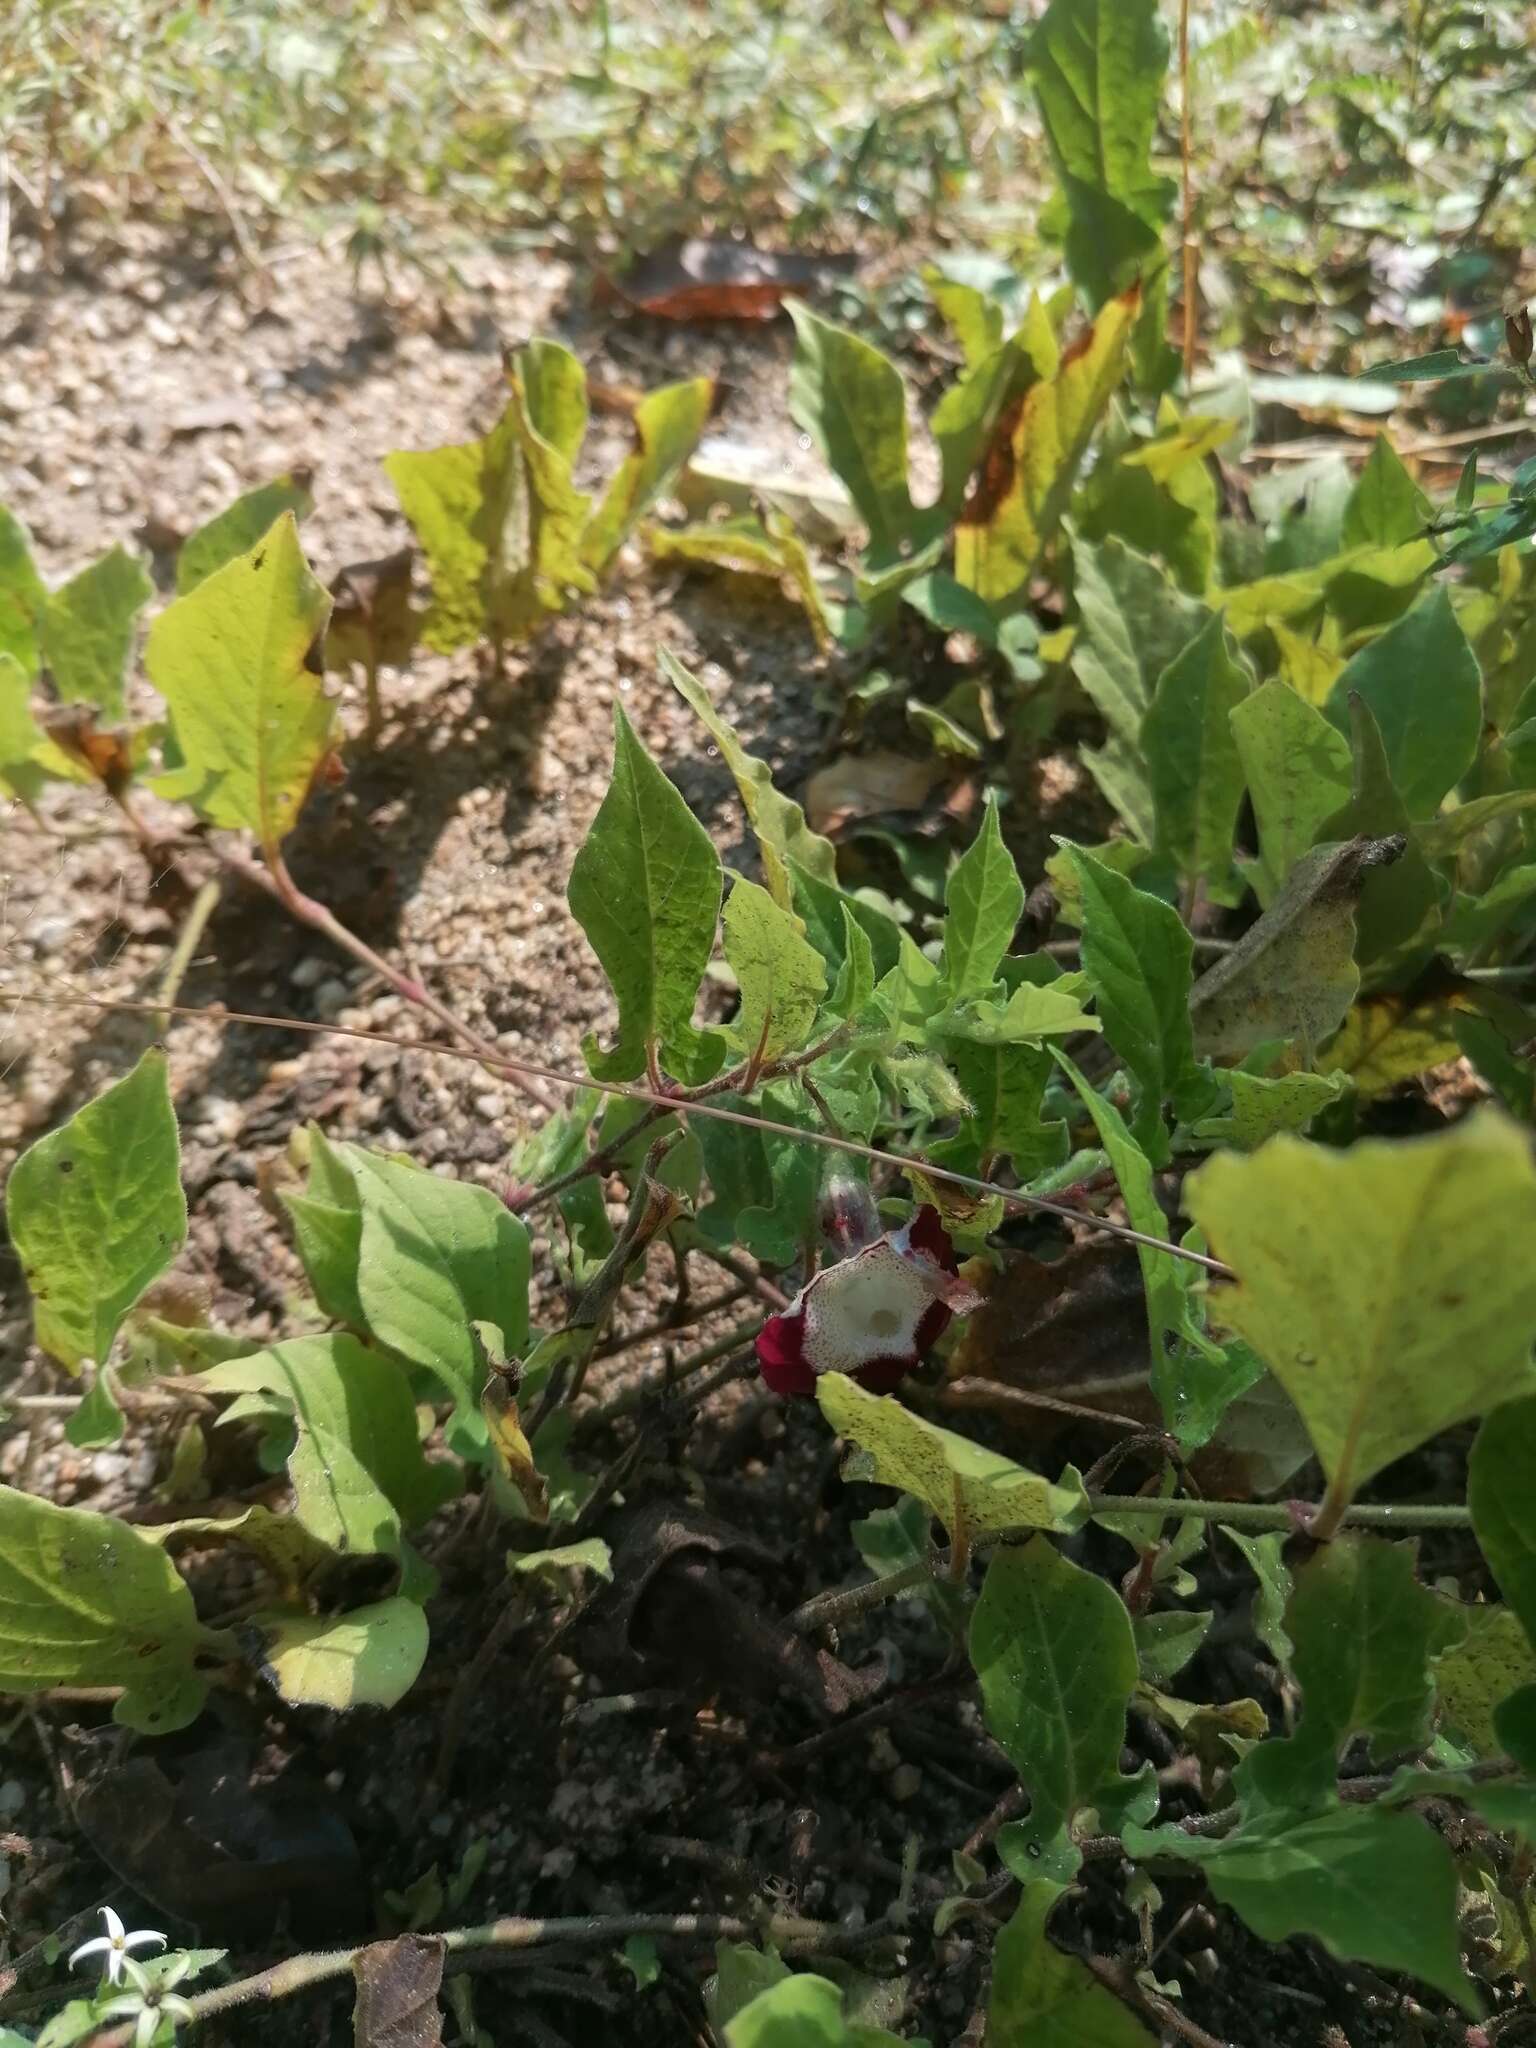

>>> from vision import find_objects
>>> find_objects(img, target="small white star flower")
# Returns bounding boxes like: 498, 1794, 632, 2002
69, 1906, 167, 1987
98, 1956, 196, 2048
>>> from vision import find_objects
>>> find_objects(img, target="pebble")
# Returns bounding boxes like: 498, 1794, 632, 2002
28, 913, 74, 955
473, 1093, 502, 1119
314, 978, 349, 1011
91, 1451, 129, 1485
889, 1763, 921, 1802
290, 955, 328, 990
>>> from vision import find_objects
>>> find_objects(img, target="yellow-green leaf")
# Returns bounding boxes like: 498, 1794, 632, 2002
817, 1373, 1089, 1540
177, 472, 315, 593
0, 1485, 219, 1732
40, 543, 153, 719
147, 512, 334, 858
989, 1883, 1156, 2047
7, 1049, 186, 1373
955, 285, 1140, 608
583, 377, 714, 570
1188, 1112, 1536, 1512
722, 876, 826, 1063
254, 1596, 428, 1710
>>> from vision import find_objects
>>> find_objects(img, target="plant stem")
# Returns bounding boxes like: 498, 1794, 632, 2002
1179, 0, 1197, 386
153, 876, 221, 1038
85, 1910, 890, 2043
1084, 1494, 1471, 1532
788, 1562, 930, 1636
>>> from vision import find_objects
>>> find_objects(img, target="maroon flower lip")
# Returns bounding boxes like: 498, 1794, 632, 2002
755, 1203, 983, 1398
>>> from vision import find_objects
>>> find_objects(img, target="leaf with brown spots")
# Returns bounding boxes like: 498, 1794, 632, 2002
955, 285, 1141, 608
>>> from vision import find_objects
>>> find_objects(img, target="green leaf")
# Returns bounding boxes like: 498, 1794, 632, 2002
1188, 837, 1386, 1062
663, 648, 837, 908
725, 1973, 911, 2048
583, 378, 713, 571
304, 1140, 531, 1437
1230, 683, 1354, 905
990, 1882, 1156, 2045
926, 271, 1006, 366
7, 1049, 186, 1373
0, 504, 45, 673
1070, 539, 1201, 747
694, 1083, 821, 1267
568, 703, 724, 1084
0, 651, 86, 801
1055, 1053, 1254, 1448
1057, 841, 1200, 1158
202, 1333, 459, 1553
1434, 1603, 1536, 1756
254, 1596, 428, 1709
509, 1538, 613, 1581
930, 1038, 1064, 1184
147, 512, 334, 859
1130, 1803, 1476, 2009
1470, 1396, 1536, 1655
648, 514, 839, 652
940, 798, 1024, 1003
384, 346, 594, 652
972, 1537, 1146, 1878
817, 1374, 1089, 1543
790, 860, 903, 985
1313, 701, 1441, 970
722, 877, 826, 1062
177, 472, 315, 593
1188, 1112, 1536, 1512
1135, 1608, 1212, 1684
1245, 1535, 1463, 1809
1031, 0, 1176, 308
1193, 1067, 1349, 1151
707, 1945, 794, 2035
39, 544, 153, 719
1341, 437, 1431, 550
1141, 610, 1252, 894
786, 301, 916, 556
1324, 588, 1481, 820
0, 1484, 219, 1731
1357, 349, 1513, 385
1223, 1527, 1294, 1666
955, 290, 1142, 608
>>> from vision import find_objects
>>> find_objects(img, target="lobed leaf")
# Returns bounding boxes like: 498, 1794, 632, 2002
721, 876, 826, 1064
1140, 610, 1252, 897
989, 1882, 1156, 2045
255, 1597, 430, 1712
39, 543, 153, 719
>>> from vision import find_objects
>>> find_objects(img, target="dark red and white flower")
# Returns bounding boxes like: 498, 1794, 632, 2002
756, 1182, 983, 1398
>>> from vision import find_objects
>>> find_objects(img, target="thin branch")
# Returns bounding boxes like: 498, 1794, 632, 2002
7, 989, 1230, 1278
83, 1909, 896, 2044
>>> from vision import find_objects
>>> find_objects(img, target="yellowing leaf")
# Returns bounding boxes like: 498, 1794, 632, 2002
0, 650, 88, 803
1321, 989, 1472, 1095
1190, 837, 1398, 1062
254, 1596, 428, 1710
385, 342, 595, 653
583, 376, 714, 570
1435, 1604, 1536, 1757
955, 285, 1140, 607
0, 1485, 220, 1732
722, 876, 827, 1063
1272, 620, 1344, 707
147, 512, 334, 860
817, 1373, 1089, 1540
1188, 1112, 1536, 1513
